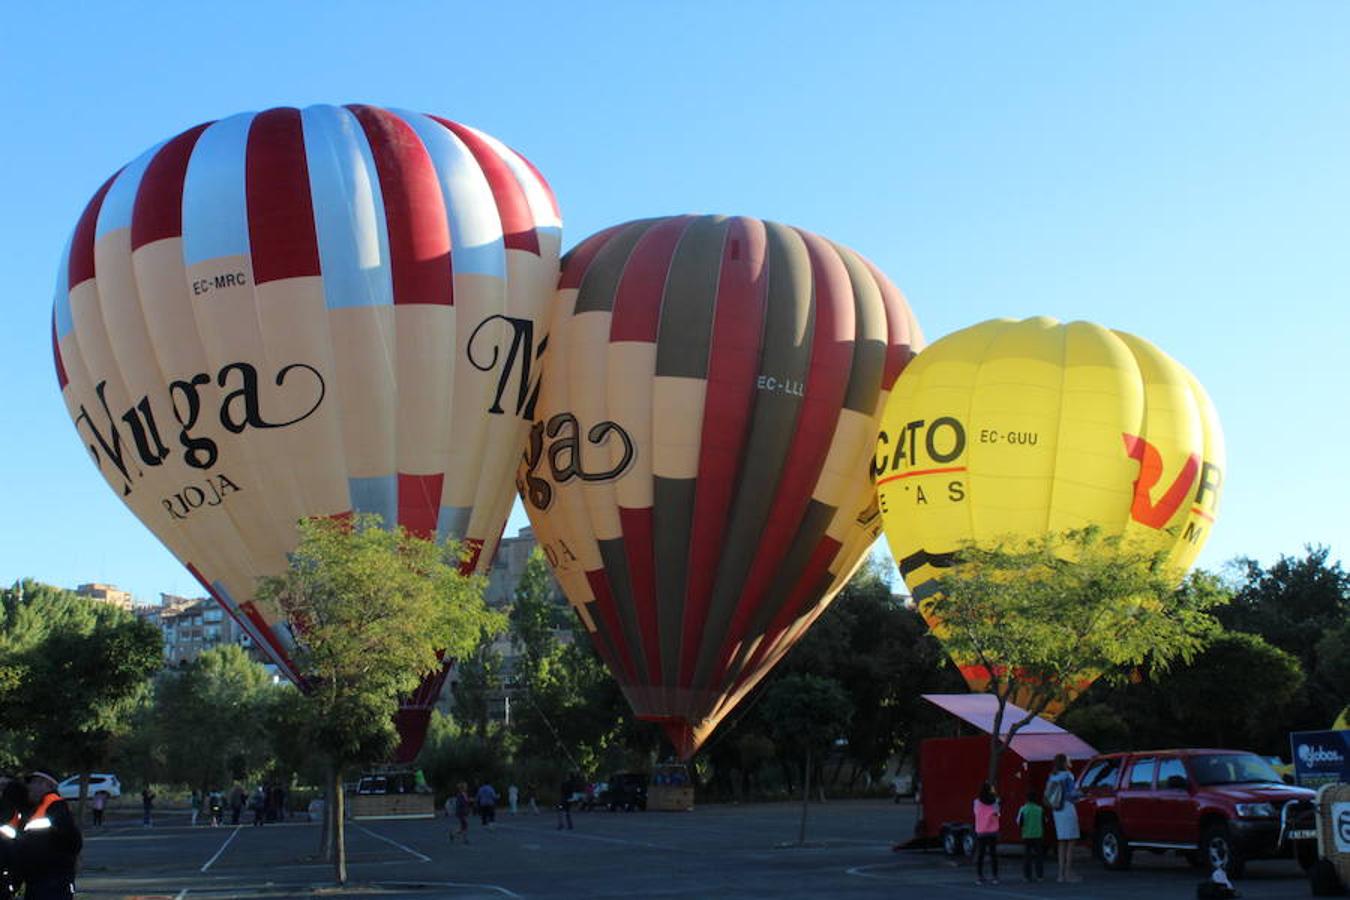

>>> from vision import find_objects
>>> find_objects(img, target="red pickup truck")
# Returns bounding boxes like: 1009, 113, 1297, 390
1075, 748, 1318, 876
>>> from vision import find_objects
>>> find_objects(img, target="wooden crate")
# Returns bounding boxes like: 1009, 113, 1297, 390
647, 785, 694, 812
349, 791, 436, 820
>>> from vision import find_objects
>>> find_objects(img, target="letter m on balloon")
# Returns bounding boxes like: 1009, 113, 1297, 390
1122, 434, 1199, 529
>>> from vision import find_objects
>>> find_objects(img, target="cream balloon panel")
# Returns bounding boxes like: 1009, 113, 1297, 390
53, 105, 561, 679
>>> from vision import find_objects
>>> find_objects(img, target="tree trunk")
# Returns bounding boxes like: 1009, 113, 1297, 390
797, 748, 811, 845
987, 694, 1008, 784
76, 773, 89, 827
319, 782, 332, 859
330, 766, 347, 885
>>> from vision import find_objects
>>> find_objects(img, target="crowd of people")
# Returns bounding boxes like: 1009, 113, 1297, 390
965, 754, 1239, 898
150, 783, 291, 829
443, 777, 590, 844
965, 753, 1102, 886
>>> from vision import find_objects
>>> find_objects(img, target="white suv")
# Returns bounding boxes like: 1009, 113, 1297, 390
56, 773, 121, 799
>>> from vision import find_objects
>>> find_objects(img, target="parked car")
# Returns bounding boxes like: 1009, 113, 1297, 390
598, 772, 648, 811
1075, 749, 1318, 876
56, 773, 121, 800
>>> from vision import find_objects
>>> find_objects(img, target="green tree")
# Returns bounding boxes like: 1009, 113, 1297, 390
780, 558, 963, 786
1160, 631, 1304, 750
1222, 547, 1348, 665
509, 639, 648, 777
1314, 621, 1350, 714
265, 684, 329, 788
761, 674, 853, 845
451, 637, 506, 741
0, 579, 162, 819
154, 644, 276, 795
929, 528, 1228, 782
255, 514, 501, 884
509, 548, 566, 683
1221, 546, 1348, 730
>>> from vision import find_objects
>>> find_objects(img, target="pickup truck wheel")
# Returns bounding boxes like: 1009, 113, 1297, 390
1201, 823, 1245, 878
941, 827, 960, 857
1095, 821, 1132, 870
961, 830, 977, 858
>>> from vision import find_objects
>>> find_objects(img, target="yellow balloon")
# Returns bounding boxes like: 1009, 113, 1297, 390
874, 317, 1224, 705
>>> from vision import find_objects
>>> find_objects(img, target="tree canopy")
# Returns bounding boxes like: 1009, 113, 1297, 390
1219, 546, 1348, 730
0, 579, 162, 782
153, 644, 276, 793
928, 528, 1230, 779
254, 514, 500, 883
255, 514, 501, 767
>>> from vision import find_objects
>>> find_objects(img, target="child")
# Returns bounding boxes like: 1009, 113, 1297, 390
448, 782, 470, 844
1017, 789, 1046, 882
973, 781, 1000, 885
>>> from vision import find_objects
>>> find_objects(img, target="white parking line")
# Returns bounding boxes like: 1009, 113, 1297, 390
494, 823, 678, 850
846, 861, 1051, 899
173, 890, 188, 900
200, 826, 241, 872
354, 823, 431, 862
403, 882, 522, 898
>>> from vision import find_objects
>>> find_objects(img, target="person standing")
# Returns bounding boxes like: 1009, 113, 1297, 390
1, 778, 30, 900
525, 782, 539, 815
190, 789, 202, 827
90, 790, 107, 828
250, 786, 266, 827
475, 781, 498, 829
15, 770, 82, 900
448, 783, 470, 844
229, 784, 245, 826
1045, 753, 1083, 883
140, 786, 155, 827
556, 775, 574, 831
508, 783, 519, 815
972, 781, 1000, 885
1016, 789, 1046, 882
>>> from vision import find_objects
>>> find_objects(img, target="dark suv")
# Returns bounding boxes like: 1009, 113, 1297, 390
1076, 749, 1317, 876
599, 772, 647, 811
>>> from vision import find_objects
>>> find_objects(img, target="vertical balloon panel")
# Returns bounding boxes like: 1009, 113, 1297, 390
52, 105, 561, 760
518, 216, 922, 756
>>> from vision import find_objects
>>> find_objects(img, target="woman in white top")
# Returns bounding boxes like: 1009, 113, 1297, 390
1046, 753, 1083, 883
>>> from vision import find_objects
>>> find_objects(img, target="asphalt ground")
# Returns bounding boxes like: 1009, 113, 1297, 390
70, 800, 1311, 899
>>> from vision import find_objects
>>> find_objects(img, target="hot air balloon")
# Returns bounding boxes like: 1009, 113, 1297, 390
517, 215, 923, 757
51, 104, 561, 758
874, 316, 1224, 708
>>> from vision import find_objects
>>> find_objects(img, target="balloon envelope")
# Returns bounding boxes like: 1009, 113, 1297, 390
51, 104, 561, 757
518, 215, 923, 756
875, 317, 1224, 707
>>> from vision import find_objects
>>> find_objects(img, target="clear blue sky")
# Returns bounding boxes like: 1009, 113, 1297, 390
2, 2, 1346, 602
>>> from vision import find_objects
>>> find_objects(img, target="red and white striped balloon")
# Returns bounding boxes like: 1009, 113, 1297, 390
52, 104, 560, 758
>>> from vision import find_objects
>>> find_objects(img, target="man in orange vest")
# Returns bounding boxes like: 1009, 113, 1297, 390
14, 770, 81, 900
0, 776, 30, 900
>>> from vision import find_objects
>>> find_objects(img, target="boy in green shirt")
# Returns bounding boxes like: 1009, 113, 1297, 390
1017, 790, 1046, 882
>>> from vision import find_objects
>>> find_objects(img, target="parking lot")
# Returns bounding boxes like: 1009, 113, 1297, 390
73, 799, 1311, 899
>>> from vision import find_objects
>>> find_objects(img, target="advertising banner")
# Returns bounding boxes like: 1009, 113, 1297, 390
1290, 730, 1350, 788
